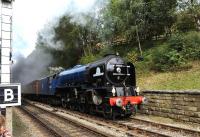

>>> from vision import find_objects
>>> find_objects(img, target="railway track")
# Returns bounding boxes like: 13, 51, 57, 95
20, 102, 113, 137
23, 99, 200, 137
128, 117, 200, 136
116, 118, 200, 137
20, 106, 62, 137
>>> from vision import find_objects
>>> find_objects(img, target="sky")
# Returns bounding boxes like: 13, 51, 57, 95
12, 0, 98, 59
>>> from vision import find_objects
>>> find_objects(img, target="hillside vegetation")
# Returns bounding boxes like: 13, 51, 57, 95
32, 0, 200, 90
137, 59, 200, 90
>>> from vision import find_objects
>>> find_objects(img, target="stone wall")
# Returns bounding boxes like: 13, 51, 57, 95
139, 90, 200, 124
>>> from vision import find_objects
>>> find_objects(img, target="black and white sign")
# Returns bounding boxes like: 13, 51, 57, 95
0, 84, 21, 107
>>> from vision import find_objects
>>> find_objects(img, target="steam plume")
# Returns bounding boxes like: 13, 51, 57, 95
12, 48, 52, 85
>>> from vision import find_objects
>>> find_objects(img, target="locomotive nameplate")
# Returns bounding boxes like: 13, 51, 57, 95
0, 83, 21, 107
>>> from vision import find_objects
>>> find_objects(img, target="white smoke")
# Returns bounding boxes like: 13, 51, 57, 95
12, 48, 52, 84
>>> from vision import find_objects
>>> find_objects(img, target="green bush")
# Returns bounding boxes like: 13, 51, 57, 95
182, 31, 200, 59
152, 42, 187, 71
152, 31, 200, 71
125, 50, 138, 63
153, 49, 187, 71
168, 33, 184, 51
98, 45, 115, 56
169, 31, 200, 60
79, 53, 97, 64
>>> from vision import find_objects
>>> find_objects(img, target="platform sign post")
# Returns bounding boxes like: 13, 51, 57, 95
0, 0, 13, 84
0, 0, 15, 134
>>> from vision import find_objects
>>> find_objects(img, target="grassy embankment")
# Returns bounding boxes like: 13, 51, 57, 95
137, 61, 200, 90
132, 39, 200, 90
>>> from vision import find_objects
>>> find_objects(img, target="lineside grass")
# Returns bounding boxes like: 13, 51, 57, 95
137, 61, 200, 90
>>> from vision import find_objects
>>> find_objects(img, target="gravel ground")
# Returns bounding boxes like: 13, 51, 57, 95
13, 107, 55, 137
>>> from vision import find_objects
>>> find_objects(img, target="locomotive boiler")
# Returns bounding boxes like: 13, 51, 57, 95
25, 54, 146, 119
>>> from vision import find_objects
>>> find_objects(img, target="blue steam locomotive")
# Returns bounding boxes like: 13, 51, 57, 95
24, 54, 146, 119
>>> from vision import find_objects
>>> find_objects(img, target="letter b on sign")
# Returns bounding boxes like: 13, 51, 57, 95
0, 84, 21, 107
4, 89, 14, 102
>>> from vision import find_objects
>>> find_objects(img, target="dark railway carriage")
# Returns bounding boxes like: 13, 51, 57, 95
23, 80, 40, 94
24, 54, 146, 119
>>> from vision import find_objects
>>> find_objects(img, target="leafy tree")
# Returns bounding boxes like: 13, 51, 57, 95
100, 0, 177, 43
37, 14, 100, 67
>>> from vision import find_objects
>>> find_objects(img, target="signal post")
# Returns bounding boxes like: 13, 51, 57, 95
0, 0, 21, 135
